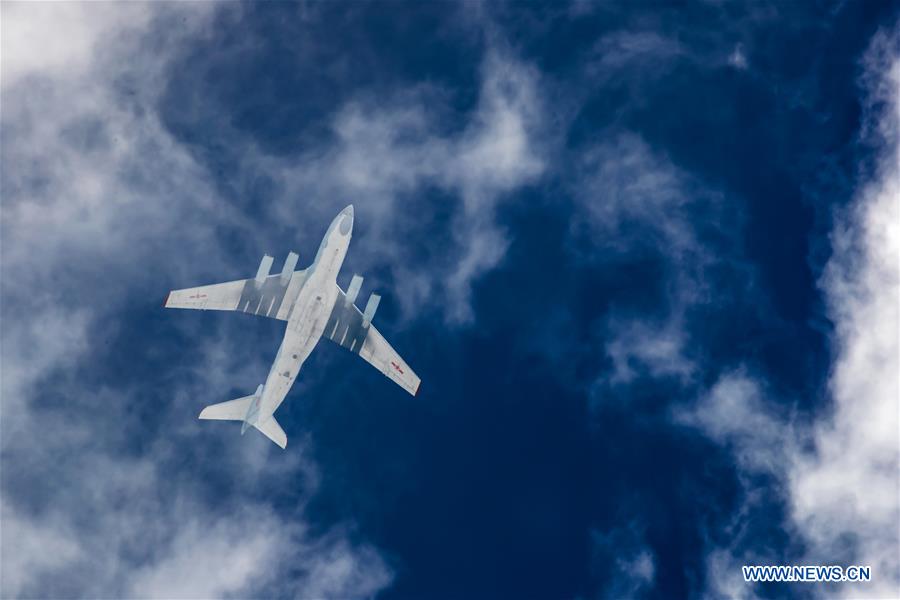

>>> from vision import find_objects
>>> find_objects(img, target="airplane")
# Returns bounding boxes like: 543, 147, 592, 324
164, 205, 420, 449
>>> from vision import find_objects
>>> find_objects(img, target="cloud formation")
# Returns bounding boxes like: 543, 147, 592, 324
680, 23, 900, 598
574, 13, 898, 597
789, 24, 900, 596
572, 133, 737, 388
249, 47, 548, 323
3, 3, 896, 598
1, 4, 393, 597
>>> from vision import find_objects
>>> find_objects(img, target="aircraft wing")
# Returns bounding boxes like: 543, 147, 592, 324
324, 282, 421, 396
165, 253, 308, 321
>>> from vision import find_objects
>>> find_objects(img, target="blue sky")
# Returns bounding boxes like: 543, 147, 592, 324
1, 2, 898, 598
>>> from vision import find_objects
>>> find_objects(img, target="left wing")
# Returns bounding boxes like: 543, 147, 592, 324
323, 280, 421, 396
165, 253, 306, 321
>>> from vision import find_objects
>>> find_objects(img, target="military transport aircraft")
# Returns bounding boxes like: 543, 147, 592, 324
164, 205, 420, 449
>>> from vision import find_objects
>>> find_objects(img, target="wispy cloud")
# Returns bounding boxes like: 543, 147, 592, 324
590, 523, 656, 599
252, 48, 548, 323
678, 24, 900, 597
675, 370, 788, 473
572, 133, 737, 388
789, 23, 900, 596
1, 4, 393, 597
572, 14, 899, 597
2, 3, 551, 596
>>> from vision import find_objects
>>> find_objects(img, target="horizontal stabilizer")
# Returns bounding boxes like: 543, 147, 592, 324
254, 416, 287, 449
199, 385, 261, 422
199, 395, 254, 421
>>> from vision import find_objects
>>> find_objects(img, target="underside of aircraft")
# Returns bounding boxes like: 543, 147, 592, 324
164, 205, 420, 448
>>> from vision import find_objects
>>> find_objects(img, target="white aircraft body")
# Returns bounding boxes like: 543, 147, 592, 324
164, 205, 420, 449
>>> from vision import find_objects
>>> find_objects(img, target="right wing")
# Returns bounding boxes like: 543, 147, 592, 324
358, 324, 421, 396
324, 283, 421, 396
165, 254, 307, 321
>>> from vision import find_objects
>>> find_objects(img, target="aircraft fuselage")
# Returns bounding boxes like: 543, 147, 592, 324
255, 205, 353, 424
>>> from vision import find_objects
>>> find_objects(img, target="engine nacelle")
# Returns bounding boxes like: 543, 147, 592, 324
346, 275, 363, 306
280, 252, 299, 284
362, 293, 381, 327
255, 254, 274, 288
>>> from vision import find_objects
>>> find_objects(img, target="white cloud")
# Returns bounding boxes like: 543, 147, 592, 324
728, 44, 749, 70
126, 511, 391, 600
617, 19, 900, 595
1, 4, 393, 598
284, 530, 394, 600
573, 134, 715, 267
676, 370, 788, 473
703, 547, 758, 600
128, 514, 289, 599
675, 369, 802, 598
588, 31, 684, 75
680, 26, 900, 597
1, 3, 551, 595
0, 504, 83, 597
257, 49, 547, 323
0, 2, 152, 89
788, 24, 900, 596
605, 318, 695, 384
590, 524, 656, 598
575, 134, 735, 389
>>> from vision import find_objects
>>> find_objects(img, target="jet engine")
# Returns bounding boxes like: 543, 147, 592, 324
254, 254, 274, 288
362, 292, 381, 327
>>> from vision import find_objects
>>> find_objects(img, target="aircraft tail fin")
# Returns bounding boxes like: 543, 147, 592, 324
254, 417, 287, 449
198, 385, 283, 448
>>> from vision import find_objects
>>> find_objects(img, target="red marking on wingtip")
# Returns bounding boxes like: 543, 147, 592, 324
163, 291, 170, 307
415, 382, 421, 396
